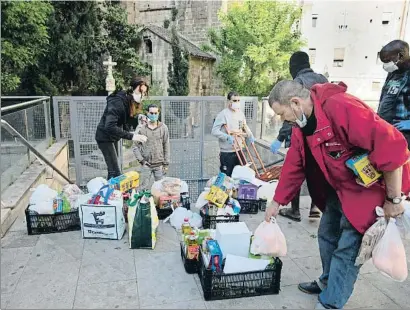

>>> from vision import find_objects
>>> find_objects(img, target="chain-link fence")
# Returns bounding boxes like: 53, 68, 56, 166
1, 98, 52, 192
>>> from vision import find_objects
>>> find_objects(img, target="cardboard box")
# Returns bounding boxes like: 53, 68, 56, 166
346, 154, 381, 187
109, 171, 139, 192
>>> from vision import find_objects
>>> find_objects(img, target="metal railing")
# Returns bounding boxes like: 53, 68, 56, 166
1, 96, 53, 192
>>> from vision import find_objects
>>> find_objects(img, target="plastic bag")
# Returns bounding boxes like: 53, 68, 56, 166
62, 184, 84, 210
250, 219, 287, 257
195, 190, 210, 210
151, 177, 183, 204
189, 212, 203, 229
232, 166, 255, 182
372, 218, 408, 282
355, 207, 387, 266
396, 200, 410, 240
169, 207, 192, 229
127, 191, 159, 249
29, 185, 58, 214
87, 177, 107, 195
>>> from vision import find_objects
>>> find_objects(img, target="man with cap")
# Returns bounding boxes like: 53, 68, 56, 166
270, 51, 328, 221
378, 39, 410, 149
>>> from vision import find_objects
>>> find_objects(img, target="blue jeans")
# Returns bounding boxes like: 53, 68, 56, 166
317, 192, 363, 309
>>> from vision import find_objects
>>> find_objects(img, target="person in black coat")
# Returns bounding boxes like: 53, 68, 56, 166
95, 78, 149, 180
270, 51, 328, 222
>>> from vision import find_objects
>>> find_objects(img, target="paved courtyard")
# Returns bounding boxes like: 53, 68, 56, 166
1, 197, 409, 309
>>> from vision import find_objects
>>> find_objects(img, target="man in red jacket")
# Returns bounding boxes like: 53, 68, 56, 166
265, 80, 410, 309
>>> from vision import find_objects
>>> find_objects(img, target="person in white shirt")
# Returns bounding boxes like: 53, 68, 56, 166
211, 91, 255, 176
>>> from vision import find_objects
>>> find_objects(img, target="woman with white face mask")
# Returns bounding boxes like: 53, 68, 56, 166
95, 78, 149, 180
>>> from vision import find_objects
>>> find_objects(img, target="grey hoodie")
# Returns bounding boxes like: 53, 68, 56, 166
133, 122, 170, 167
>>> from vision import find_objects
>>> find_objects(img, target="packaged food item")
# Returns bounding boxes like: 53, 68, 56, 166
186, 232, 200, 260
109, 171, 140, 192
206, 186, 229, 208
206, 239, 223, 272
346, 153, 382, 187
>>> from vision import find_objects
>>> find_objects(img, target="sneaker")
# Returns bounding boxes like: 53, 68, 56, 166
298, 281, 322, 295
309, 205, 321, 218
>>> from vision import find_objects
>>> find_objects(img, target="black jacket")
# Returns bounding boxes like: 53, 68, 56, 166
277, 68, 328, 145
95, 91, 134, 142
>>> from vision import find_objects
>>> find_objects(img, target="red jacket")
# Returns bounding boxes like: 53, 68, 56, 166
274, 83, 410, 234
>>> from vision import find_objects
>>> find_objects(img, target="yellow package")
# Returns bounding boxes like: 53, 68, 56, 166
110, 171, 140, 192
205, 185, 229, 208
353, 156, 382, 186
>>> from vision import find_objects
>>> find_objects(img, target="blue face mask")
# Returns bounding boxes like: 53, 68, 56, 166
147, 113, 159, 122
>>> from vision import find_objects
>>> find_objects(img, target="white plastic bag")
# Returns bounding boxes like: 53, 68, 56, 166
87, 177, 107, 195
231, 165, 255, 182
29, 185, 58, 214
169, 207, 192, 229
195, 190, 210, 210
189, 212, 203, 228
355, 207, 387, 266
396, 200, 410, 240
251, 219, 287, 257
372, 218, 408, 282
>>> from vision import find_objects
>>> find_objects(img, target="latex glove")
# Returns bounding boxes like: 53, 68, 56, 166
248, 136, 255, 144
265, 200, 280, 222
270, 139, 282, 154
133, 134, 147, 143
225, 134, 234, 145
139, 160, 151, 167
393, 120, 410, 131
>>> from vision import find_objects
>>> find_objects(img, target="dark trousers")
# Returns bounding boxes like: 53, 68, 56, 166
97, 141, 121, 180
219, 152, 245, 177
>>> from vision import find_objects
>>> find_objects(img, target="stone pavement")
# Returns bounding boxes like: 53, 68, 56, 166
1, 197, 409, 309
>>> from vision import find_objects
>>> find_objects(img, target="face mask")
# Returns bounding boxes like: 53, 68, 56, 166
132, 92, 142, 103
291, 105, 307, 128
147, 113, 158, 122
231, 102, 240, 110
383, 61, 399, 73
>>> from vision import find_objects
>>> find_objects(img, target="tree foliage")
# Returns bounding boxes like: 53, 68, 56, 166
1, 1, 149, 95
167, 27, 189, 96
203, 0, 304, 97
1, 1, 53, 94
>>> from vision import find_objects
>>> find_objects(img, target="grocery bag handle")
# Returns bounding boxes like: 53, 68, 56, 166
128, 190, 151, 207
90, 184, 114, 205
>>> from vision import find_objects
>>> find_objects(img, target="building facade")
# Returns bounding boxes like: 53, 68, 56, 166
299, 0, 410, 107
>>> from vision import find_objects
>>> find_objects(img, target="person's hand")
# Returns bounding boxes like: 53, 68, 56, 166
133, 134, 147, 143
226, 135, 234, 145
139, 160, 151, 167
393, 120, 410, 131
265, 200, 280, 222
248, 136, 255, 144
383, 200, 404, 218
163, 165, 169, 175
270, 139, 282, 154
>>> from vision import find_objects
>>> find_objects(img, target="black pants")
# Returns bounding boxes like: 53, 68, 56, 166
219, 152, 245, 177
97, 141, 121, 180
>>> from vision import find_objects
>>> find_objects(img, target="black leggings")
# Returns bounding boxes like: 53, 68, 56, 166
97, 141, 121, 180
219, 152, 246, 177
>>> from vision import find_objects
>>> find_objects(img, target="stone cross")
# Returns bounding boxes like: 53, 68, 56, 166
103, 56, 117, 95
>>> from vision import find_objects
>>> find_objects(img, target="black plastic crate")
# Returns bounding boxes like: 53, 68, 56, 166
157, 194, 191, 220
198, 248, 282, 301
259, 199, 267, 212
200, 211, 239, 229
180, 242, 199, 274
237, 199, 260, 214
25, 205, 81, 235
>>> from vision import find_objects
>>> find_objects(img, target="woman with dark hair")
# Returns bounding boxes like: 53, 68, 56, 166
95, 78, 149, 180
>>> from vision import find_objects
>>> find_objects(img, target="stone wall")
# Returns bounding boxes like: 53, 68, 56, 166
188, 57, 213, 96
139, 29, 173, 95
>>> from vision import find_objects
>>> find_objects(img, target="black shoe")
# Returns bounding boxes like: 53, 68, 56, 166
279, 208, 301, 222
298, 281, 322, 295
